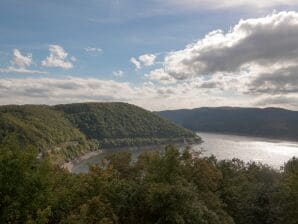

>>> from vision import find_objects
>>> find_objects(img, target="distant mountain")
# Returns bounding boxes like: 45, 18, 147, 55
158, 107, 298, 140
0, 102, 198, 163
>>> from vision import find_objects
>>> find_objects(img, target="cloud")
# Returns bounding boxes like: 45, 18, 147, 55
0, 74, 292, 110
11, 49, 32, 68
4, 12, 298, 110
147, 11, 298, 101
145, 68, 176, 84
137, 11, 298, 110
0, 77, 138, 104
139, 54, 156, 66
42, 45, 73, 69
113, 70, 124, 77
247, 65, 298, 94
163, 0, 298, 10
130, 57, 141, 70
130, 54, 156, 69
0, 76, 239, 110
0, 49, 46, 74
161, 11, 298, 80
254, 95, 298, 110
0, 77, 177, 110
84, 47, 103, 54
0, 67, 47, 74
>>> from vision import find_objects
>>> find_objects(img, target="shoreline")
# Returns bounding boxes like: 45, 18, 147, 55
197, 131, 298, 144
62, 137, 202, 172
62, 150, 102, 172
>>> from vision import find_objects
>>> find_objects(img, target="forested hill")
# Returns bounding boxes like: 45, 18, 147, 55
55, 103, 195, 140
158, 107, 298, 140
0, 102, 197, 162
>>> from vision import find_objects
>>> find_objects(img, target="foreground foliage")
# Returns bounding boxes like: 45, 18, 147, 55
0, 145, 297, 224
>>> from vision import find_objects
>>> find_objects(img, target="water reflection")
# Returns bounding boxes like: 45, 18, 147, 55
195, 132, 298, 169
72, 132, 298, 173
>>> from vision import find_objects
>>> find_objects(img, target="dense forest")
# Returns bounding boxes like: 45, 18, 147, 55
0, 144, 297, 224
158, 107, 298, 140
1, 103, 297, 224
0, 103, 198, 163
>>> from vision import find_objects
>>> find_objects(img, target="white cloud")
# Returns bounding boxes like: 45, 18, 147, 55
42, 45, 73, 69
137, 11, 298, 109
0, 49, 46, 74
0, 77, 157, 108
113, 70, 124, 77
161, 11, 298, 80
147, 11, 298, 99
84, 47, 103, 54
145, 68, 176, 84
139, 54, 156, 66
1, 75, 296, 110
0, 76, 243, 110
130, 57, 141, 70
130, 54, 156, 69
0, 67, 47, 74
11, 49, 32, 68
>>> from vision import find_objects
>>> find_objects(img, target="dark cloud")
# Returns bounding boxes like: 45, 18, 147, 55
248, 66, 298, 94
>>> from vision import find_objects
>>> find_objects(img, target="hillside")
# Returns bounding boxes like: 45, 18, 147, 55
0, 103, 197, 162
158, 107, 298, 140
0, 105, 91, 163
55, 102, 197, 147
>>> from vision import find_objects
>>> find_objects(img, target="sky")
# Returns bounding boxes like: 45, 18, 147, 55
1, 0, 298, 110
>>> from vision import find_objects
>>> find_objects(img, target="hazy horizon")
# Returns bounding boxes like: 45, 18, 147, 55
1, 101, 298, 113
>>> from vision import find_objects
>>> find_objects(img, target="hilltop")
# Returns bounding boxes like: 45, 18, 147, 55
158, 107, 298, 140
0, 102, 198, 163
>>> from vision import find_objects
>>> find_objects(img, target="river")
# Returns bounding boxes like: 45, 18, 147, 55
72, 132, 298, 173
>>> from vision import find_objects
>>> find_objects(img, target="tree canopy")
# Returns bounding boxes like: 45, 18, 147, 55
1, 145, 297, 224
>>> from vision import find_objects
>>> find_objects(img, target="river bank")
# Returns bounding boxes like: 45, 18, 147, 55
62, 135, 202, 173
62, 150, 102, 172
69, 133, 298, 173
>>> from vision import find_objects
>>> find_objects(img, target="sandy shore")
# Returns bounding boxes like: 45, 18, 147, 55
62, 150, 102, 172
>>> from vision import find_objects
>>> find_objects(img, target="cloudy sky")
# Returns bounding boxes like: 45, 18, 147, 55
1, 0, 298, 110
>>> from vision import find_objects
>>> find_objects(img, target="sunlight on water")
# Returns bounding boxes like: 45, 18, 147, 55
73, 132, 298, 173
194, 132, 298, 169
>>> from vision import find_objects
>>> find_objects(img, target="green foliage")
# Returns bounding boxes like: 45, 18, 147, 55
1, 145, 297, 224
55, 102, 196, 141
217, 159, 280, 224
2, 103, 297, 223
0, 146, 58, 223
0, 105, 89, 162
0, 145, 231, 223
0, 103, 199, 162
272, 157, 298, 224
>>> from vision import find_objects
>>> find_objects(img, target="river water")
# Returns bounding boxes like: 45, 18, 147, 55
196, 132, 298, 169
72, 132, 298, 173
